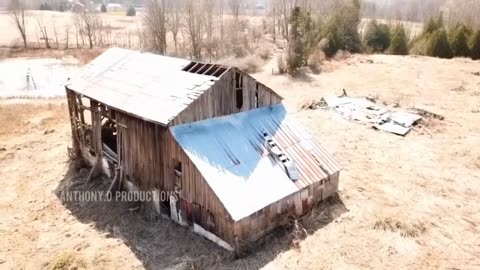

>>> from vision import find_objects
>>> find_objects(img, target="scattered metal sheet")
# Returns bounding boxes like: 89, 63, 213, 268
322, 96, 422, 136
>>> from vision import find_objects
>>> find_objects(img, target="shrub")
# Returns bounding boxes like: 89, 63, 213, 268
470, 30, 480, 60
100, 3, 107, 13
321, 32, 337, 58
426, 28, 453, 59
364, 20, 391, 52
126, 6, 136, 17
277, 55, 287, 74
389, 25, 409, 55
232, 44, 248, 58
322, 16, 345, 54
257, 47, 271, 61
307, 49, 325, 74
450, 26, 471, 57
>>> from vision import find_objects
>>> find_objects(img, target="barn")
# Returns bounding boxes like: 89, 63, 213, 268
65, 48, 341, 251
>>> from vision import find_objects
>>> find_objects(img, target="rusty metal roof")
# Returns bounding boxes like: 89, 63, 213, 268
66, 48, 219, 126
171, 104, 341, 221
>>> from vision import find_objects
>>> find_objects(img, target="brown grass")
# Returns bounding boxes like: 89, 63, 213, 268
374, 216, 427, 238
0, 100, 68, 137
49, 252, 87, 270
0, 47, 104, 64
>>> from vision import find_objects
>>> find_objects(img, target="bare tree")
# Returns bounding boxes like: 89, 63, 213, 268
278, 0, 296, 41
144, 0, 167, 54
64, 24, 72, 49
9, 0, 28, 49
229, 0, 241, 40
35, 17, 50, 49
79, 12, 101, 49
167, 0, 182, 55
184, 0, 204, 59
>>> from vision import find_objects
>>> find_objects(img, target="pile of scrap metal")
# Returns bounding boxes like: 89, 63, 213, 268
321, 94, 422, 136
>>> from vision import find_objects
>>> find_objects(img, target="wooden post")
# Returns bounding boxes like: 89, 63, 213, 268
66, 88, 81, 158
85, 100, 104, 185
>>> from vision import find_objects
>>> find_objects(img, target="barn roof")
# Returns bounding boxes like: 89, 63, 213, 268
171, 104, 341, 221
66, 48, 226, 126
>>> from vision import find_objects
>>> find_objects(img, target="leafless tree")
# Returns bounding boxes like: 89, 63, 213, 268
278, 0, 296, 41
184, 0, 204, 59
35, 17, 50, 49
79, 11, 101, 49
64, 24, 71, 49
167, 0, 182, 55
144, 0, 167, 54
9, 0, 28, 49
229, 0, 241, 40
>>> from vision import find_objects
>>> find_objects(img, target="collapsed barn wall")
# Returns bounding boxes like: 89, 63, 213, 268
171, 68, 283, 126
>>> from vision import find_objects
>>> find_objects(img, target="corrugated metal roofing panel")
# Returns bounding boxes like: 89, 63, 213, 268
171, 104, 341, 221
67, 48, 218, 125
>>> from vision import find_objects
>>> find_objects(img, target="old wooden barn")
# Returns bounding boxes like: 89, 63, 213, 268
65, 48, 341, 251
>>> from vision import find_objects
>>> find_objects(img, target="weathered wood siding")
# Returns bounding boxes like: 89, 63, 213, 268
171, 68, 283, 126
234, 172, 340, 245
162, 129, 235, 244
116, 112, 167, 191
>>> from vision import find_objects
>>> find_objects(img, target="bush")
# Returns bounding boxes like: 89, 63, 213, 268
470, 30, 480, 60
126, 6, 136, 17
450, 26, 471, 57
277, 55, 287, 74
320, 32, 337, 58
257, 47, 271, 61
426, 28, 453, 59
100, 3, 107, 13
364, 20, 391, 52
321, 16, 345, 54
307, 49, 325, 74
389, 25, 409, 55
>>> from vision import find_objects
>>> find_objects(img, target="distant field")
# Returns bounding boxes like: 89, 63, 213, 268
0, 10, 143, 48
0, 10, 424, 50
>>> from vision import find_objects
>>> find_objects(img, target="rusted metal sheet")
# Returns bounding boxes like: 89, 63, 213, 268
171, 104, 341, 221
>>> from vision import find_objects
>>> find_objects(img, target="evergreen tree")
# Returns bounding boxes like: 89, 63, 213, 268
126, 6, 136, 16
364, 20, 391, 52
287, 7, 313, 75
341, 0, 362, 53
450, 26, 471, 57
470, 30, 480, 60
389, 25, 409, 55
322, 32, 337, 57
426, 28, 454, 59
101, 3, 107, 13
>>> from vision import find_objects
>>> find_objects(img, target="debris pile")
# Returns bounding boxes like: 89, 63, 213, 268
321, 93, 422, 136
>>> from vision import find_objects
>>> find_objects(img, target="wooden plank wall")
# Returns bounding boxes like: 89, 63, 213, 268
171, 68, 283, 126
162, 129, 235, 244
233, 172, 340, 245
112, 113, 236, 245
116, 112, 167, 191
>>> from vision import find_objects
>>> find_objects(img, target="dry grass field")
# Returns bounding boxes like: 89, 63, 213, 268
1, 52, 479, 269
